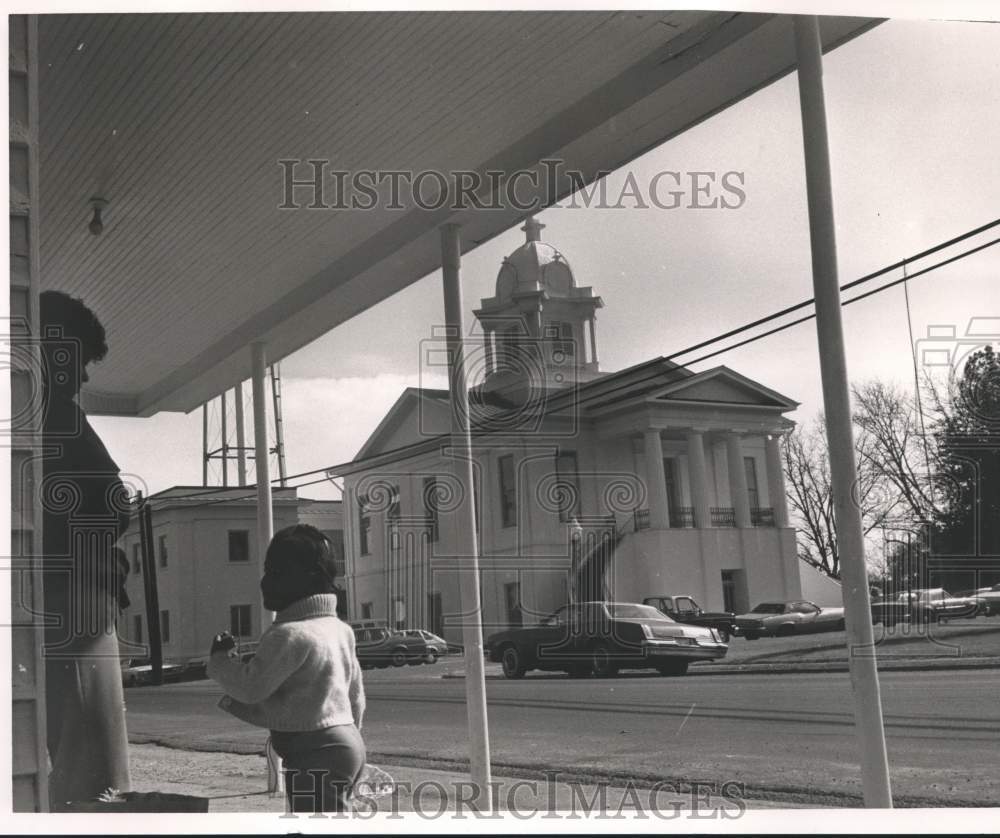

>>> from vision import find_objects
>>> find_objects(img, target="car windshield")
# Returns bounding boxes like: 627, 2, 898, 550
609, 604, 668, 620
751, 603, 786, 614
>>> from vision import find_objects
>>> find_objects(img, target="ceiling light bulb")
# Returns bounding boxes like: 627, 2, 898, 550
89, 197, 108, 236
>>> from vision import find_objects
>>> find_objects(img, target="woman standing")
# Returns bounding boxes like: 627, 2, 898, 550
40, 290, 132, 809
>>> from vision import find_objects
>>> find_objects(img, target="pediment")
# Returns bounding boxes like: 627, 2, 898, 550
651, 366, 797, 409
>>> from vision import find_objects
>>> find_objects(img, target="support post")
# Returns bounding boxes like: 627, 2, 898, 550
251, 344, 274, 628
235, 380, 247, 487
220, 391, 229, 487
137, 493, 163, 687
726, 433, 752, 528
251, 342, 280, 794
202, 403, 209, 485
794, 14, 892, 808
643, 429, 670, 529
440, 223, 493, 811
588, 315, 598, 366
686, 430, 712, 529
270, 363, 288, 487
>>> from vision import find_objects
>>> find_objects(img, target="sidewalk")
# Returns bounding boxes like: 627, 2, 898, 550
128, 742, 805, 814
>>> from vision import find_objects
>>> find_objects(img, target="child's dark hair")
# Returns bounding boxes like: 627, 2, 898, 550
40, 290, 109, 365
266, 524, 338, 592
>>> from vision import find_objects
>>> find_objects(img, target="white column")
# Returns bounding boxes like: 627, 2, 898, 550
795, 15, 891, 808
765, 434, 790, 528
440, 223, 493, 811
235, 380, 247, 487
251, 341, 279, 794
686, 430, 711, 529
725, 433, 752, 528
251, 344, 274, 625
201, 403, 208, 485
220, 390, 229, 486
588, 316, 598, 365
643, 429, 670, 529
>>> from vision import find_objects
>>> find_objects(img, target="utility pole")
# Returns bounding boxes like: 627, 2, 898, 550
794, 15, 892, 808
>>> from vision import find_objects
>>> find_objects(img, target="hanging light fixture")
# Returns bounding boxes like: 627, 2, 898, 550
88, 197, 108, 235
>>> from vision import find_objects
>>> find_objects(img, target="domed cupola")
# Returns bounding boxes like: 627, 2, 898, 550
495, 218, 576, 302
474, 217, 604, 398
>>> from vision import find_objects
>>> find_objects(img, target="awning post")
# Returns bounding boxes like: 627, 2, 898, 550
793, 14, 893, 808
440, 222, 494, 811
251, 341, 282, 795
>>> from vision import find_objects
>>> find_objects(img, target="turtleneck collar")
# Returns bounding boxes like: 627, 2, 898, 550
274, 593, 340, 624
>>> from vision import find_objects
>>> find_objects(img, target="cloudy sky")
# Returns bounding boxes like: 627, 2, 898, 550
92, 14, 1000, 501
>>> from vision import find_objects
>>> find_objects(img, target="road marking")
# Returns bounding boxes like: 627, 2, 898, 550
675, 702, 696, 736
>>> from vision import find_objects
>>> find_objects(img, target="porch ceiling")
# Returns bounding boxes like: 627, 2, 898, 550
37, 12, 879, 417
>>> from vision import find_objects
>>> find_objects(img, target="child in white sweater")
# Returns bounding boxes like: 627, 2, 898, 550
208, 524, 366, 813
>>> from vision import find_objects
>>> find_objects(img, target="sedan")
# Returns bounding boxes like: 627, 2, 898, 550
484, 601, 728, 679
400, 630, 449, 663
971, 584, 1000, 617
735, 600, 845, 639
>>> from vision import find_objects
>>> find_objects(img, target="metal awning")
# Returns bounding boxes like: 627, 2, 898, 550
37, 11, 879, 417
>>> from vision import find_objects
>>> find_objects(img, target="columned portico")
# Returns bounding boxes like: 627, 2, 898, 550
765, 433, 791, 527
725, 432, 752, 528
643, 429, 671, 530
685, 430, 712, 530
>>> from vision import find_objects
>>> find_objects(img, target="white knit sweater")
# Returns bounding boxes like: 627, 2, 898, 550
208, 594, 365, 732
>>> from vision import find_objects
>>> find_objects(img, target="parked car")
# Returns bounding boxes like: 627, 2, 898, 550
484, 601, 728, 679
400, 629, 449, 663
735, 600, 845, 639
970, 583, 1000, 617
643, 595, 736, 642
120, 657, 187, 687
870, 588, 979, 626
351, 622, 428, 668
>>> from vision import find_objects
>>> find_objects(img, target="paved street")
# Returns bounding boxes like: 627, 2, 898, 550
124, 662, 1000, 807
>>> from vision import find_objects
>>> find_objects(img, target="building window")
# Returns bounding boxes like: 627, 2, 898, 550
505, 581, 523, 627
744, 457, 760, 510
322, 529, 346, 578
546, 320, 575, 361
423, 476, 440, 542
158, 534, 168, 568
663, 458, 680, 511
498, 454, 517, 528
133, 615, 142, 644
555, 450, 580, 522
132, 542, 141, 574
228, 530, 250, 563
358, 494, 371, 556
160, 610, 170, 644
230, 604, 252, 637
361, 602, 373, 620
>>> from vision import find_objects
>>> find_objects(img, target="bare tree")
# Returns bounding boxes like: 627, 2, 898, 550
783, 380, 938, 580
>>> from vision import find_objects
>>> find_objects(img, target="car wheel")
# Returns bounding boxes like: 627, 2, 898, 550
500, 645, 527, 679
656, 660, 689, 677
391, 649, 407, 667
590, 643, 619, 678
424, 650, 439, 665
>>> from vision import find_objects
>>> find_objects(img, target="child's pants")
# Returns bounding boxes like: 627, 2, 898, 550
270, 723, 366, 813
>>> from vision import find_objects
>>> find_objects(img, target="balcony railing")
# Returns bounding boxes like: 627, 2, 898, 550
669, 507, 696, 528
751, 507, 776, 527
710, 507, 737, 527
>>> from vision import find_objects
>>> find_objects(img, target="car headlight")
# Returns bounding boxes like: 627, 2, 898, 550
641, 624, 653, 639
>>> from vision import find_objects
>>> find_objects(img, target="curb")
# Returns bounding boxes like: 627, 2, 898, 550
442, 657, 1000, 679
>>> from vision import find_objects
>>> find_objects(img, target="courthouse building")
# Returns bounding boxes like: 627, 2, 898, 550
333, 221, 805, 644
